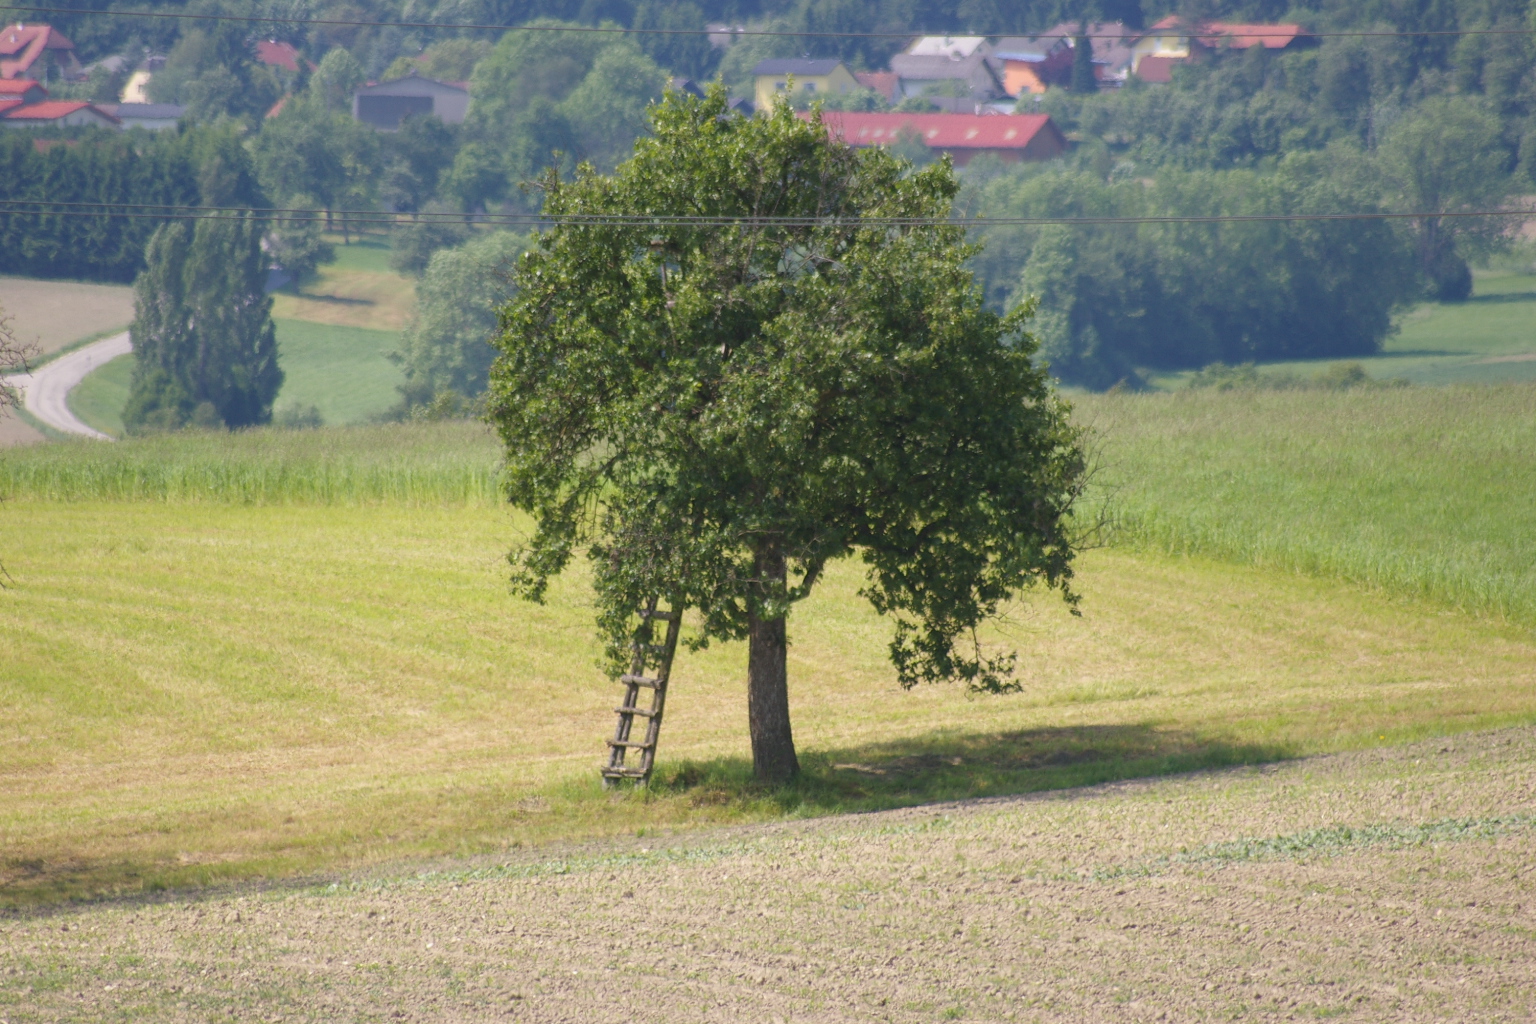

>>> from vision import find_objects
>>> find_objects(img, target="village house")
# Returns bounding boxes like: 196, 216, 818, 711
2, 98, 119, 129
809, 111, 1067, 165
1131, 16, 1311, 82
98, 102, 184, 130
0, 23, 83, 82
751, 59, 860, 111
890, 36, 1008, 110
352, 73, 469, 129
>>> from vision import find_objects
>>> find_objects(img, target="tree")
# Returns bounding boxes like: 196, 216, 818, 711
310, 47, 365, 110
393, 230, 527, 411
1375, 96, 1513, 300
0, 306, 34, 415
487, 92, 1086, 783
123, 215, 283, 432
1070, 27, 1097, 94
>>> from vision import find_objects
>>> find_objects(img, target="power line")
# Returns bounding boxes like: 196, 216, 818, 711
0, 198, 1529, 227
0, 4, 1533, 41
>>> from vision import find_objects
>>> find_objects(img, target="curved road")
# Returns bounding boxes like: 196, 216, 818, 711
2, 331, 130, 441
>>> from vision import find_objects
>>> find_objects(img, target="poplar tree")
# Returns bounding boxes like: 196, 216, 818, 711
124, 214, 282, 432
488, 92, 1086, 783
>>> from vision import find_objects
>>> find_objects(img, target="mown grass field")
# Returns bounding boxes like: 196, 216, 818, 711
3, 385, 1535, 905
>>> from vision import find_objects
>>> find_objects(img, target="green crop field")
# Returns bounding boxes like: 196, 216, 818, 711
67, 318, 405, 436
3, 385, 1534, 904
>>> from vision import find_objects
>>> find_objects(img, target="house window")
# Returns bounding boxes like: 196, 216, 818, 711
804, 82, 817, 93
776, 81, 787, 91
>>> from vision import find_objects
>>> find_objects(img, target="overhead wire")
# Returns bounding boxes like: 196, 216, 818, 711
0, 198, 1529, 227
0, 4, 1532, 41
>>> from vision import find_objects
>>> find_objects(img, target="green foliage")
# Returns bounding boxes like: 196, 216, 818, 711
450, 20, 668, 207
269, 194, 335, 286
251, 95, 380, 227
310, 47, 366, 111
1184, 361, 1407, 391
388, 211, 471, 277
380, 115, 458, 213
973, 154, 1418, 388
1375, 96, 1513, 299
487, 92, 1086, 694
123, 215, 283, 433
145, 26, 283, 125
392, 230, 527, 409
1070, 32, 1097, 94
633, 0, 717, 79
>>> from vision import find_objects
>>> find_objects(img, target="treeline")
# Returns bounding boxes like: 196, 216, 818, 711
0, 125, 260, 281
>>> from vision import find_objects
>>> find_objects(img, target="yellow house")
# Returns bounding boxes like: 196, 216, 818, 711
752, 58, 860, 111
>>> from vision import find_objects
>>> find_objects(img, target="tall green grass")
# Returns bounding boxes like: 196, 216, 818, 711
1077, 383, 1536, 627
0, 421, 504, 504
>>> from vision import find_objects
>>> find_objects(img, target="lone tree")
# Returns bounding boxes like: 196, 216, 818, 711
124, 213, 283, 432
488, 92, 1086, 783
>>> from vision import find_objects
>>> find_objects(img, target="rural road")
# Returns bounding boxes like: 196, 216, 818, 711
1, 330, 130, 440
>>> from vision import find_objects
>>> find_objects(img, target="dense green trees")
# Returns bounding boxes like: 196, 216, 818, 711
488, 94, 1085, 781
969, 155, 1417, 388
0, 124, 261, 282
392, 230, 527, 412
124, 214, 283, 432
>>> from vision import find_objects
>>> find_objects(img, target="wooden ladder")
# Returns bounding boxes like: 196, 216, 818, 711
600, 598, 681, 787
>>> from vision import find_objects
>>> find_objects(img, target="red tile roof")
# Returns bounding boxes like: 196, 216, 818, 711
3, 99, 117, 123
0, 23, 75, 79
1137, 16, 1307, 49
0, 76, 42, 95
1134, 55, 1182, 83
809, 111, 1063, 152
0, 98, 22, 112
256, 39, 301, 71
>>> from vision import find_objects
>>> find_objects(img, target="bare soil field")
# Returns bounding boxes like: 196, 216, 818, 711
0, 277, 132, 359
3, 728, 1532, 1023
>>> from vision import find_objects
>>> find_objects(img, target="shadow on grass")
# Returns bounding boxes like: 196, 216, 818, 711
1461, 291, 1536, 305
646, 723, 1291, 817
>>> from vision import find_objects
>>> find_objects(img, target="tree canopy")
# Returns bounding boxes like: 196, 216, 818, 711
488, 92, 1086, 782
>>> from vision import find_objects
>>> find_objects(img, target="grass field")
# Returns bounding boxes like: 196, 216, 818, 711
269, 236, 416, 332
65, 319, 406, 436
3, 384, 1536, 905
1075, 384, 1536, 627
0, 276, 132, 362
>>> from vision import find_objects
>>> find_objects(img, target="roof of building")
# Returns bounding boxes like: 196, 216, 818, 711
811, 111, 1061, 150
752, 58, 847, 77
356, 72, 468, 94
853, 70, 898, 99
0, 98, 22, 112
904, 35, 989, 58
3, 98, 117, 122
1134, 55, 1182, 83
992, 36, 1069, 63
1137, 16, 1307, 49
0, 76, 42, 95
255, 39, 301, 71
105, 102, 185, 119
0, 23, 75, 79
1033, 21, 1136, 72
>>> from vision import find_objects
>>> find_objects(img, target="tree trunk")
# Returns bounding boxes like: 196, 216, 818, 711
748, 546, 798, 784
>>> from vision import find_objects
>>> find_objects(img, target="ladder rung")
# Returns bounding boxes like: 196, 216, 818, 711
620, 673, 663, 688
639, 609, 678, 622
615, 705, 658, 717
608, 739, 654, 749
601, 767, 649, 778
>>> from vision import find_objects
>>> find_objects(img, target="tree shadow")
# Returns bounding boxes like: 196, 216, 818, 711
1461, 291, 1536, 305
651, 724, 1291, 815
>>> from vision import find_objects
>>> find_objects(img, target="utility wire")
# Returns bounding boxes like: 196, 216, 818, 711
0, 198, 1529, 226
0, 4, 1533, 41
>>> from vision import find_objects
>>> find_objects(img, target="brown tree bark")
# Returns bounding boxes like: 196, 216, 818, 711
747, 545, 798, 784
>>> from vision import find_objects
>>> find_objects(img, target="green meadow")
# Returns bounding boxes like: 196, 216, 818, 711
3, 384, 1535, 904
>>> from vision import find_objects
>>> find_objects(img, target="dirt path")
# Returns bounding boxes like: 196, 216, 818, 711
3, 727, 1532, 1022
1, 331, 129, 440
